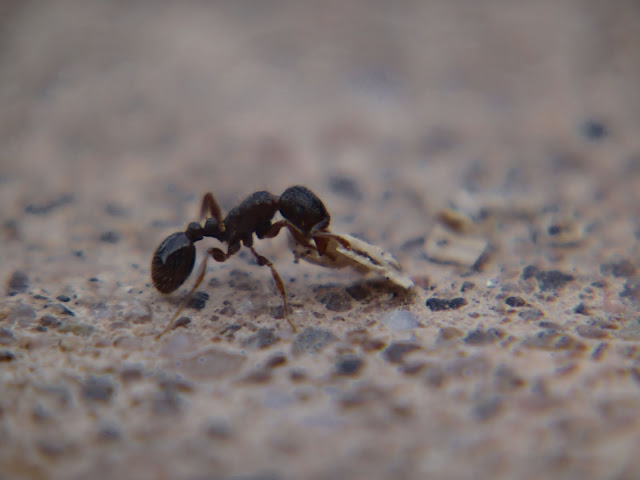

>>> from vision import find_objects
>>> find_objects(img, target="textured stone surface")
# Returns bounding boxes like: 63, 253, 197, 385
2, 2, 640, 479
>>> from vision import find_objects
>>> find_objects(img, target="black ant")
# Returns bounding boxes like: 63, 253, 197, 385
151, 185, 333, 338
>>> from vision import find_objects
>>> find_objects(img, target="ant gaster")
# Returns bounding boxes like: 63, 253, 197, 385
151, 185, 331, 338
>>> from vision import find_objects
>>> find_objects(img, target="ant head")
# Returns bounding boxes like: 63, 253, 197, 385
151, 232, 197, 293
279, 185, 331, 237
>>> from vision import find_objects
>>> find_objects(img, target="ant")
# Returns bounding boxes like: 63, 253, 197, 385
151, 185, 334, 338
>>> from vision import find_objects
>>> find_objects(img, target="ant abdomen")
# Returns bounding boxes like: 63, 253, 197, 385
151, 232, 197, 294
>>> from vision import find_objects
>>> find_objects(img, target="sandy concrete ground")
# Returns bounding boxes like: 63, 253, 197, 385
2, 1, 640, 479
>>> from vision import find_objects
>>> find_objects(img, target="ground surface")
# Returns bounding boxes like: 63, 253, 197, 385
2, 1, 640, 479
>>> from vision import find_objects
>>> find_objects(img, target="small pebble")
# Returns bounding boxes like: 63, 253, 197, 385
99, 230, 121, 244
576, 325, 608, 339
317, 291, 352, 312
521, 265, 539, 280
518, 308, 544, 321
105, 203, 129, 217
7, 270, 29, 295
463, 328, 504, 345
9, 303, 37, 326
264, 352, 287, 369
580, 118, 608, 141
619, 276, 640, 302
123, 301, 152, 324
335, 355, 363, 375
187, 291, 209, 310
293, 327, 336, 354
426, 297, 467, 311
437, 327, 463, 342
573, 303, 589, 315
205, 418, 232, 439
383, 342, 421, 364
82, 376, 115, 402
58, 320, 95, 336
40, 315, 61, 327
0, 327, 15, 344
380, 310, 420, 331
171, 317, 191, 330
538, 321, 563, 331
493, 365, 525, 391
345, 284, 370, 301
600, 258, 636, 278
56, 295, 71, 303
472, 396, 502, 421
535, 270, 574, 292
505, 296, 526, 307
97, 422, 122, 442
0, 350, 16, 362
460, 281, 475, 293
53, 303, 75, 317
328, 175, 363, 201
24, 193, 74, 216
244, 328, 279, 349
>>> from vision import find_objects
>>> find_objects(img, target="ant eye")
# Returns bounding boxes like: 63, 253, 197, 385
151, 232, 196, 293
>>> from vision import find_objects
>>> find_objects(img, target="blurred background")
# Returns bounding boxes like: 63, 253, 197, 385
3, 0, 640, 206
2, 1, 640, 479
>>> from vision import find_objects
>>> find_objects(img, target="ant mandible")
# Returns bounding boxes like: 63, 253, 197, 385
151, 185, 332, 338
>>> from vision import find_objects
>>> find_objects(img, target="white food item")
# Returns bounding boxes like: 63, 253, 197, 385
289, 232, 414, 290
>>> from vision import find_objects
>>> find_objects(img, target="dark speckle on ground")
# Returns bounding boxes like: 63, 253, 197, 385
521, 265, 539, 280
345, 284, 370, 301
23, 193, 74, 216
82, 376, 116, 402
383, 342, 421, 363
99, 230, 121, 244
315, 288, 353, 312
243, 328, 279, 349
437, 327, 464, 343
40, 315, 61, 328
472, 396, 502, 421
0, 350, 16, 362
460, 281, 475, 293
463, 328, 504, 345
0, 328, 15, 344
493, 365, 525, 391
335, 354, 363, 375
328, 175, 363, 201
426, 297, 467, 311
7, 270, 30, 295
505, 296, 526, 307
619, 276, 640, 302
573, 303, 589, 315
187, 291, 210, 310
264, 352, 287, 369
292, 327, 337, 354
600, 258, 636, 278
535, 270, 574, 291
580, 118, 608, 141
9, 303, 37, 326
518, 308, 544, 321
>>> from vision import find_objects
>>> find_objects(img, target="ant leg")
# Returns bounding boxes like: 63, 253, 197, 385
200, 192, 225, 231
156, 249, 212, 339
248, 246, 296, 332
309, 220, 331, 254
261, 220, 310, 246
